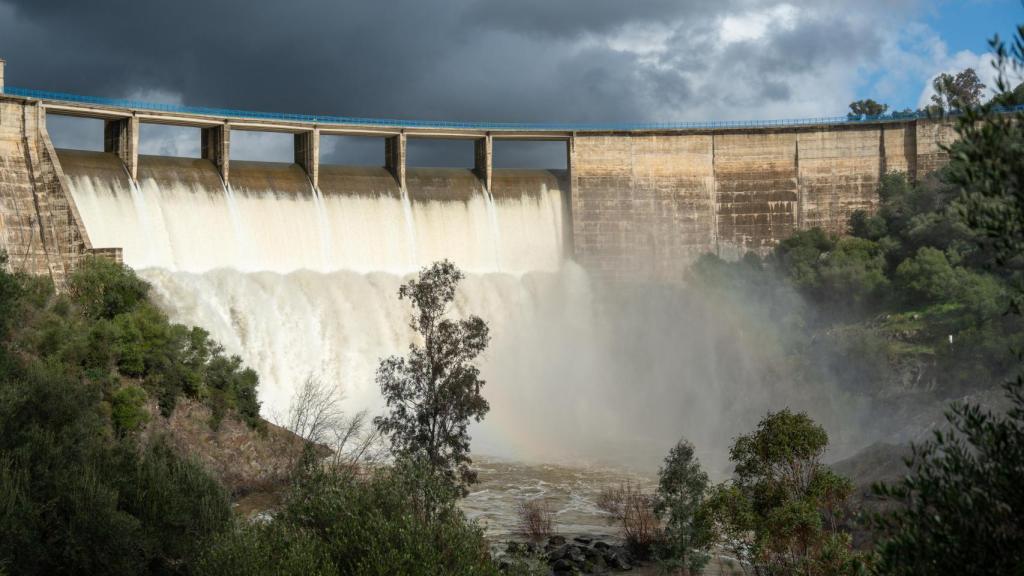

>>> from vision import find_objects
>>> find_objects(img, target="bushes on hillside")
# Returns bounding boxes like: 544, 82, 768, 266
1, 256, 263, 428
0, 344, 232, 575
199, 459, 501, 576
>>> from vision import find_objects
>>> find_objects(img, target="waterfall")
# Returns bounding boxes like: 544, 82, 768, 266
399, 186, 419, 268
58, 150, 867, 471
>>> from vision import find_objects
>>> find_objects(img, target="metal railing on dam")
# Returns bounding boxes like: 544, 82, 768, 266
6, 86, 1022, 133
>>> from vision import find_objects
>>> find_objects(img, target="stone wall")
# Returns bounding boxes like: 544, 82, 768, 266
0, 97, 95, 288
570, 119, 954, 282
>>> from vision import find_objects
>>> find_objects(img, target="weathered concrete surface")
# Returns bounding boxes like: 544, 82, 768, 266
570, 134, 717, 282
0, 99, 94, 287
714, 131, 797, 257
104, 116, 139, 181
201, 123, 230, 183
797, 126, 881, 234
914, 119, 957, 178
571, 120, 953, 282
474, 135, 493, 191
385, 133, 406, 190
294, 128, 319, 189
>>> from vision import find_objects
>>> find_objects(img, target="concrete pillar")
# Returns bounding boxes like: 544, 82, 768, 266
385, 132, 406, 189
0, 58, 5, 93
202, 123, 230, 184
474, 134, 493, 191
103, 116, 139, 181
295, 128, 320, 188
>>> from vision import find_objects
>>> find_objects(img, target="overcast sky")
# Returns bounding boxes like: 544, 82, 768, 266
1, 0, 1018, 167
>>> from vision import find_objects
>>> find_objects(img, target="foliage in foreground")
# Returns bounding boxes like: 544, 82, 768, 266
870, 24, 1024, 576
0, 256, 255, 575
708, 410, 864, 576
375, 260, 491, 498
872, 379, 1024, 575
654, 439, 713, 575
198, 459, 502, 576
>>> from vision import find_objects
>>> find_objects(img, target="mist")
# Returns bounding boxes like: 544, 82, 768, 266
58, 147, 879, 478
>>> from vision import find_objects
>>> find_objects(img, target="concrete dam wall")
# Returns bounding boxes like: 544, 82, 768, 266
569, 121, 954, 281
0, 92, 958, 285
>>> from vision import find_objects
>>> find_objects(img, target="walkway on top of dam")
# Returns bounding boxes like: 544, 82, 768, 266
6, 85, 1018, 138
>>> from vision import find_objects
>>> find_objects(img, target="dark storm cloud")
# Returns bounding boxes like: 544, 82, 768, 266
0, 0, 924, 165
462, 0, 710, 38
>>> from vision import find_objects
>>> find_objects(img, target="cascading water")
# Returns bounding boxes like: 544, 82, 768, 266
57, 149, 870, 477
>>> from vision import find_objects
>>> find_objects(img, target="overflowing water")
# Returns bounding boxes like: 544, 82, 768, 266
59, 151, 870, 484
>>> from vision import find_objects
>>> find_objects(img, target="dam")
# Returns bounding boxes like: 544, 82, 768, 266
0, 57, 960, 286
0, 60, 960, 463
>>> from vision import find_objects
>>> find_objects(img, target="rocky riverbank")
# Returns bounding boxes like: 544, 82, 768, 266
498, 535, 644, 575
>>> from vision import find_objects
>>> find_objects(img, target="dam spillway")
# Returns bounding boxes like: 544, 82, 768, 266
53, 148, 573, 427
59, 150, 569, 275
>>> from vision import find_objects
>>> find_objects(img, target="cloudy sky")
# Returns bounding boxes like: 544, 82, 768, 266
0, 0, 1018, 166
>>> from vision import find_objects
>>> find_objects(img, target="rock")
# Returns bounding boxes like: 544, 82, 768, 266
548, 535, 567, 547
605, 551, 632, 571
573, 536, 593, 545
566, 545, 586, 564
593, 540, 611, 551
505, 541, 524, 555
551, 558, 576, 573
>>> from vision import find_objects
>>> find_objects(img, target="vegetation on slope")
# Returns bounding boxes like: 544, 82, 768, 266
0, 257, 513, 575
690, 168, 1023, 408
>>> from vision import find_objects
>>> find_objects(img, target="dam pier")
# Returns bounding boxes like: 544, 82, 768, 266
0, 59, 960, 287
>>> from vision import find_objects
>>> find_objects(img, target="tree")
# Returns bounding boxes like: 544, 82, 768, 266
278, 377, 381, 471
930, 68, 986, 112
951, 27, 1024, 310
873, 380, 1024, 575
374, 260, 490, 498
67, 256, 149, 320
871, 25, 1024, 576
711, 410, 862, 576
848, 99, 889, 119
894, 247, 958, 304
654, 439, 713, 575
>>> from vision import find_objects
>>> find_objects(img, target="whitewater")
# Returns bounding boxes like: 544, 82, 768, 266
60, 151, 867, 473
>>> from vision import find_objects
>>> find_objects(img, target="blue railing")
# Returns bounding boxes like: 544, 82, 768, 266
5, 85, 1024, 132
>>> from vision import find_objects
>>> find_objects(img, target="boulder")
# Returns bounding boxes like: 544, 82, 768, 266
551, 558, 578, 574
605, 551, 632, 571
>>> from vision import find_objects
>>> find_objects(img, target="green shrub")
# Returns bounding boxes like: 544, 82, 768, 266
110, 384, 149, 435
0, 355, 232, 575
654, 439, 713, 574
711, 410, 864, 575
894, 247, 958, 304
200, 458, 508, 576
68, 257, 149, 320
197, 523, 337, 576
